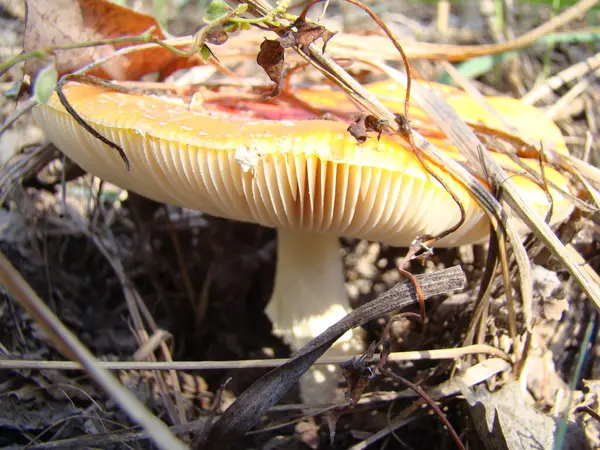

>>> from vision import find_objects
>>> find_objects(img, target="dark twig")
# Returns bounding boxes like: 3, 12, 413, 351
377, 367, 466, 450
297, 0, 412, 122
376, 336, 466, 450
395, 117, 468, 248
55, 75, 131, 170
191, 378, 231, 448
536, 144, 554, 223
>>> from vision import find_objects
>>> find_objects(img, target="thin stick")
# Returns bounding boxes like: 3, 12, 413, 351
0, 344, 509, 371
522, 51, 600, 105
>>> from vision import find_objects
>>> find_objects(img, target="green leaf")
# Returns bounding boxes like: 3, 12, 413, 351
34, 63, 58, 104
538, 29, 600, 45
222, 21, 239, 32
437, 52, 517, 85
234, 3, 248, 14
275, 0, 291, 8
437, 27, 600, 85
204, 0, 231, 22
4, 80, 23, 99
199, 44, 213, 61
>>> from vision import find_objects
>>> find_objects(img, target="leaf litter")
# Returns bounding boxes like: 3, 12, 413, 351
1, 2, 597, 448
23, 0, 182, 80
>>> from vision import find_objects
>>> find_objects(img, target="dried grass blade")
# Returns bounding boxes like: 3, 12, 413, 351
555, 152, 600, 191
370, 61, 533, 336
0, 344, 509, 371
480, 176, 600, 313
573, 172, 600, 211
0, 250, 186, 450
463, 233, 499, 350
522, 51, 600, 105
90, 230, 187, 426
378, 66, 600, 316
349, 358, 511, 450
438, 64, 532, 341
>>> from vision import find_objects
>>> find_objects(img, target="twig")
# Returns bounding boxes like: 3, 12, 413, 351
522, 51, 600, 105
545, 70, 600, 121
350, 358, 511, 449
378, 367, 466, 450
400, 0, 600, 60
0, 344, 509, 371
55, 76, 130, 169
0, 97, 37, 136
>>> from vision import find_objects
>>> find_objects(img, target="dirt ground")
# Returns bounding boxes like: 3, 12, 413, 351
1, 0, 600, 449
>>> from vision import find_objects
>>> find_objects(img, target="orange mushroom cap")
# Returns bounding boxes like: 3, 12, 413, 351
33, 82, 572, 247
32, 81, 574, 404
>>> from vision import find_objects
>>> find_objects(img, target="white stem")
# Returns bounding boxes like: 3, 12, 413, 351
266, 229, 363, 404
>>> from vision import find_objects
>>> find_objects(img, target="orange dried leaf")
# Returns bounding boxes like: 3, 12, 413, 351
24, 0, 181, 80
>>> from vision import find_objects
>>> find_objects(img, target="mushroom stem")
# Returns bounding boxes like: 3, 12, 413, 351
267, 229, 363, 404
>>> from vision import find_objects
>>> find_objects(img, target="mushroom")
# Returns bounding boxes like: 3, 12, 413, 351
32, 82, 573, 404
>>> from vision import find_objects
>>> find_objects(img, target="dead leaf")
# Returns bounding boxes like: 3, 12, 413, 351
347, 121, 368, 144
279, 18, 336, 53
327, 351, 375, 444
256, 39, 285, 98
24, 0, 180, 80
468, 382, 589, 450
348, 112, 387, 143
293, 20, 337, 52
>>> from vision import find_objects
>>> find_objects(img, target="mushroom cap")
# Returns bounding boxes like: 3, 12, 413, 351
32, 82, 573, 246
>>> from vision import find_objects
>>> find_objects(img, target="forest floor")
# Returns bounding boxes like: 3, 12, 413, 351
1, 0, 600, 448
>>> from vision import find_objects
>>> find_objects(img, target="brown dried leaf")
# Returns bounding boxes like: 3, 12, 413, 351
327, 352, 375, 444
279, 18, 336, 53
24, 0, 179, 80
341, 357, 374, 406
293, 20, 337, 52
347, 122, 368, 144
348, 112, 387, 143
256, 39, 285, 97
